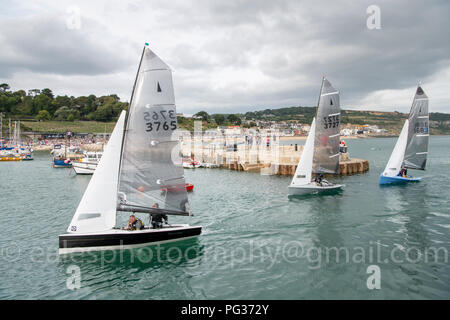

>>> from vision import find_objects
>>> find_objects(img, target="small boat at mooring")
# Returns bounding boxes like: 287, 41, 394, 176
59, 44, 202, 254
288, 77, 344, 195
72, 151, 103, 175
379, 85, 429, 185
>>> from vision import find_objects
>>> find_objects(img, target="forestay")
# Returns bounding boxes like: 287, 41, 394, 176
313, 78, 340, 174
67, 111, 126, 233
404, 86, 429, 170
117, 46, 190, 215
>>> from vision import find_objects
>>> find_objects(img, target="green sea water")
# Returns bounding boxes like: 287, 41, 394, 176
0, 136, 449, 299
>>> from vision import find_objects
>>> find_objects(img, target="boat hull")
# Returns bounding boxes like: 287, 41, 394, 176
288, 183, 344, 195
379, 174, 421, 185
0, 157, 21, 161
59, 225, 202, 254
53, 159, 72, 168
72, 162, 97, 174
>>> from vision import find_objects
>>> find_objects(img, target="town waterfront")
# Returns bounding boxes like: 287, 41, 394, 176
0, 136, 449, 299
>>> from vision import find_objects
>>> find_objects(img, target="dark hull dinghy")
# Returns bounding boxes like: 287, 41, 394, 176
59, 45, 202, 254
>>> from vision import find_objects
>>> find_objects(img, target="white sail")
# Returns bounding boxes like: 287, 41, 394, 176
290, 118, 316, 186
66, 111, 126, 234
117, 46, 190, 215
382, 119, 409, 177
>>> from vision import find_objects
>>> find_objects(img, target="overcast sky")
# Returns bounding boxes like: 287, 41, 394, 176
1, 0, 449, 114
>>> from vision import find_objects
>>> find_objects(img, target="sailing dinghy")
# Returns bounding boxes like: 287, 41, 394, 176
59, 45, 202, 254
288, 77, 344, 195
379, 85, 429, 185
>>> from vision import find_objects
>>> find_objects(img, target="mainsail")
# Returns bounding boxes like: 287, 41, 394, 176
312, 78, 340, 174
117, 46, 190, 216
404, 86, 429, 170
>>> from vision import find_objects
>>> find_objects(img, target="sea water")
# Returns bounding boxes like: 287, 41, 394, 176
0, 136, 449, 299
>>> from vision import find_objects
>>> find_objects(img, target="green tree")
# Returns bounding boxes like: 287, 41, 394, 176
0, 83, 10, 92
194, 111, 209, 122
33, 94, 53, 115
67, 114, 75, 122
36, 110, 51, 121
41, 88, 54, 99
213, 114, 225, 125
54, 106, 72, 120
94, 104, 113, 121
227, 114, 241, 125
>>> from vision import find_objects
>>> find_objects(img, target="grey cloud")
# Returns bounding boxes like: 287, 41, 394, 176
2, 0, 449, 112
0, 13, 131, 78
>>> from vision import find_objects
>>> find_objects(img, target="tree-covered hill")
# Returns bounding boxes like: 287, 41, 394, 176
0, 83, 128, 122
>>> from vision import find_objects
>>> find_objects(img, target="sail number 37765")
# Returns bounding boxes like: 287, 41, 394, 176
144, 110, 177, 132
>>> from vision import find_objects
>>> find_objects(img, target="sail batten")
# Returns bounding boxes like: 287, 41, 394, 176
117, 47, 190, 216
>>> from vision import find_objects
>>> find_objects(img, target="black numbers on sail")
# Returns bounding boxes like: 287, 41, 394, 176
414, 121, 428, 134
323, 114, 340, 129
144, 109, 177, 132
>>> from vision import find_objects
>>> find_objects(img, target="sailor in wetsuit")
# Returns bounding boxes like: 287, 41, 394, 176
399, 166, 408, 178
150, 203, 168, 229
314, 174, 323, 186
126, 214, 144, 231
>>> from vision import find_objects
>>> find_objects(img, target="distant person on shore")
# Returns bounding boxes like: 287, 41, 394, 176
150, 203, 168, 229
126, 214, 144, 231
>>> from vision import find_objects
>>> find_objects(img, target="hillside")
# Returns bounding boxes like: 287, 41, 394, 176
244, 107, 450, 135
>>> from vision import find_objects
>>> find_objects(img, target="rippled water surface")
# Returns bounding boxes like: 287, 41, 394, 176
0, 136, 449, 299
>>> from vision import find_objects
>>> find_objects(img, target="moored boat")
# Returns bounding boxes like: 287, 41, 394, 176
72, 151, 103, 175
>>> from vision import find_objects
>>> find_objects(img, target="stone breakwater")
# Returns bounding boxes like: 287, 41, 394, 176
181, 142, 369, 176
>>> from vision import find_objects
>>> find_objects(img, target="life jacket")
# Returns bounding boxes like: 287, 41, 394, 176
131, 218, 144, 230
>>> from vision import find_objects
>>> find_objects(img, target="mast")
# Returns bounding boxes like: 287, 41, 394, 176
0, 112, 3, 148
117, 44, 146, 180
8, 118, 11, 145
315, 76, 325, 118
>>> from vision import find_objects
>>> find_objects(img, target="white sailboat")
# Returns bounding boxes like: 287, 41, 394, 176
379, 85, 429, 185
59, 45, 202, 254
288, 77, 344, 195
